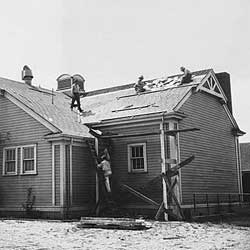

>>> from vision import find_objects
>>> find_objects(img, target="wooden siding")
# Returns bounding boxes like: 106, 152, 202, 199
178, 92, 239, 204
54, 145, 60, 206
71, 145, 95, 206
100, 124, 163, 204
0, 96, 53, 208
65, 145, 70, 207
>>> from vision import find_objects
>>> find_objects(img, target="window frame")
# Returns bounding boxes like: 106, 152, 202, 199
20, 144, 37, 175
127, 142, 147, 173
2, 146, 18, 176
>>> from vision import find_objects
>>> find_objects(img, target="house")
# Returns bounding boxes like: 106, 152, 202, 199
240, 143, 250, 197
0, 67, 245, 219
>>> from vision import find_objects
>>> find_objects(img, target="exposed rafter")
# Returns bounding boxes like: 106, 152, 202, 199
196, 70, 227, 102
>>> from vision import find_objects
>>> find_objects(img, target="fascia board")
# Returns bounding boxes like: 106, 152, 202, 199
44, 133, 92, 142
86, 112, 186, 129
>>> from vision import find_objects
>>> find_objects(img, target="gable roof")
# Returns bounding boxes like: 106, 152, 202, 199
80, 69, 212, 124
0, 68, 242, 138
0, 78, 91, 138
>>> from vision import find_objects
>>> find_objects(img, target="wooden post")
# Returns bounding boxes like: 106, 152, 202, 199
169, 122, 181, 217
160, 118, 168, 221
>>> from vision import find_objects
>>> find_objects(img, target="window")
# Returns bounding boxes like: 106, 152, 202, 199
21, 145, 37, 174
128, 143, 147, 173
3, 147, 17, 175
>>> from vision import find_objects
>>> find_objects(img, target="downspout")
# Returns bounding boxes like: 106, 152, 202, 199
69, 138, 73, 207
60, 142, 67, 219
235, 136, 243, 196
95, 137, 99, 214
160, 116, 168, 221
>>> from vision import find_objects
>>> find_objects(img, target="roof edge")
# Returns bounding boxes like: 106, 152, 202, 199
84, 111, 186, 128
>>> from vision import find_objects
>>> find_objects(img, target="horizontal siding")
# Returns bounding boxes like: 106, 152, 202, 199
72, 145, 96, 206
54, 145, 60, 206
178, 92, 239, 204
101, 124, 163, 204
0, 96, 53, 208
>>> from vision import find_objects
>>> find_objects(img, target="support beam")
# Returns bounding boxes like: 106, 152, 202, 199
160, 119, 168, 220
162, 173, 184, 220
169, 155, 195, 175
122, 184, 159, 207
89, 128, 200, 139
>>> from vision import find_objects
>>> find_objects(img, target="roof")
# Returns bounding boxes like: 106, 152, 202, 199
0, 77, 91, 138
240, 143, 250, 171
1, 68, 238, 138
80, 69, 210, 124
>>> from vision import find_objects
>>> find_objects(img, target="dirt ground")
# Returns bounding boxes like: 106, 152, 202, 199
0, 217, 249, 250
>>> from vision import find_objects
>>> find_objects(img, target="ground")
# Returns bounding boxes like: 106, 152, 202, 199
0, 218, 249, 250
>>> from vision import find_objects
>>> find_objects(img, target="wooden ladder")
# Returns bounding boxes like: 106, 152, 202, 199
86, 140, 118, 216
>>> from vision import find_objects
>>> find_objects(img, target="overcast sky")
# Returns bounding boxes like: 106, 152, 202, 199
0, 0, 250, 141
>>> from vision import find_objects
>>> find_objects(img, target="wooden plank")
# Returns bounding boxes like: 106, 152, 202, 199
162, 174, 185, 220
170, 155, 195, 173
90, 128, 200, 139
165, 128, 200, 136
122, 184, 160, 207
101, 131, 160, 139
167, 178, 177, 196
78, 217, 151, 230
155, 201, 164, 220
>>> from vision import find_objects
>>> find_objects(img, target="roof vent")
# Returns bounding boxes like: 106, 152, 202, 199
56, 74, 85, 95
22, 65, 33, 85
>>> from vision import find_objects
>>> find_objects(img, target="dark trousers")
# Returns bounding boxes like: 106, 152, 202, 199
71, 93, 82, 112
181, 73, 192, 84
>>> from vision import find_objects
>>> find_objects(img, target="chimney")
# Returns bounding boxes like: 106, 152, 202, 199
22, 65, 33, 85
215, 72, 233, 114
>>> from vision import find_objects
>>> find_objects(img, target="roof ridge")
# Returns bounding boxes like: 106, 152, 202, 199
85, 68, 212, 97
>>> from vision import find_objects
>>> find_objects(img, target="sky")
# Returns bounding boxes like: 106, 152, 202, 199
0, 0, 250, 141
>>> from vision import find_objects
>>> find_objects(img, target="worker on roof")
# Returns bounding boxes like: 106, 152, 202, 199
70, 76, 84, 112
180, 67, 192, 84
134, 75, 146, 93
98, 154, 112, 193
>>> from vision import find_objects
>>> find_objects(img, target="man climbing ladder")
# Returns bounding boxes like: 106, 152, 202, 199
97, 154, 112, 193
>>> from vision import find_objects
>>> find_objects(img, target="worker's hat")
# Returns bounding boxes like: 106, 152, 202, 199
138, 75, 144, 80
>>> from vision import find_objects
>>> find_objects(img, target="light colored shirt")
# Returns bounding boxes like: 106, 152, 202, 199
71, 83, 80, 94
98, 160, 112, 176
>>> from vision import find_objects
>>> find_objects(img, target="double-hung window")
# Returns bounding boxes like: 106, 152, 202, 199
21, 145, 37, 174
128, 143, 147, 173
3, 147, 17, 175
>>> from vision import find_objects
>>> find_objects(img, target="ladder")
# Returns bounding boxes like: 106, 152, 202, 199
86, 140, 117, 216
